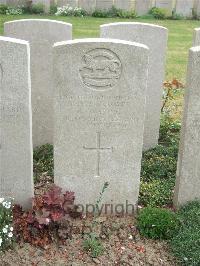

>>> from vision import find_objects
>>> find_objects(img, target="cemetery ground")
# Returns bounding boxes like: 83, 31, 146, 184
0, 15, 200, 266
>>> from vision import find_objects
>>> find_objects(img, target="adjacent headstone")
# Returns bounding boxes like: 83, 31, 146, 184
101, 23, 168, 150
53, 39, 149, 213
96, 0, 113, 10
114, 0, 134, 11
155, 0, 173, 15
4, 19, 72, 147
194, 0, 200, 17
32, 0, 50, 13
174, 46, 200, 207
57, 0, 78, 7
175, 0, 193, 17
193, 28, 200, 46
135, 0, 152, 15
78, 0, 96, 13
0, 37, 33, 209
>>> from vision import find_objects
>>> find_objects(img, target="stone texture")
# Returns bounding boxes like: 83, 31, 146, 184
114, 0, 134, 11
175, 0, 193, 17
101, 22, 168, 150
4, 19, 72, 147
53, 39, 149, 212
0, 37, 33, 209
193, 28, 200, 46
96, 0, 113, 10
78, 0, 96, 12
57, 0, 78, 7
155, 0, 173, 15
194, 0, 200, 17
174, 46, 200, 207
135, 0, 152, 15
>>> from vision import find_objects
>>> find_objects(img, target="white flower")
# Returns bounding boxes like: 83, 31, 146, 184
0, 238, 2, 246
3, 228, 8, 234
10, 227, 13, 232
2, 201, 11, 209
8, 232, 13, 238
5, 225, 8, 228
0, 198, 4, 204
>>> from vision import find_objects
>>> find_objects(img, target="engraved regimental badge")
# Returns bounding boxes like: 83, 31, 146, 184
79, 48, 122, 91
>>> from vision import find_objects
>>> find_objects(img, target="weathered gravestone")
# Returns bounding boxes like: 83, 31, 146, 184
4, 19, 72, 147
57, 0, 78, 7
174, 46, 200, 207
135, 0, 152, 15
175, 0, 193, 17
193, 28, 200, 46
53, 39, 149, 213
96, 0, 113, 10
101, 22, 168, 150
194, 0, 200, 18
0, 37, 33, 209
155, 0, 173, 15
78, 0, 96, 13
114, 0, 134, 11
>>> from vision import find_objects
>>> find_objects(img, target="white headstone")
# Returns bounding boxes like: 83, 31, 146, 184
174, 46, 200, 207
135, 0, 152, 15
57, 0, 78, 7
96, 0, 113, 10
78, 0, 96, 13
193, 28, 200, 46
53, 39, 149, 213
4, 19, 72, 147
194, 0, 200, 17
175, 0, 193, 17
155, 0, 173, 15
101, 22, 168, 150
0, 37, 33, 209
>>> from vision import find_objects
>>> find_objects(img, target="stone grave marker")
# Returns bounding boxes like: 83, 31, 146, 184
135, 0, 152, 15
193, 28, 200, 46
4, 19, 72, 147
0, 37, 33, 209
175, 0, 193, 17
96, 0, 113, 10
53, 39, 149, 213
101, 22, 168, 150
174, 46, 200, 207
78, 0, 96, 13
155, 0, 173, 15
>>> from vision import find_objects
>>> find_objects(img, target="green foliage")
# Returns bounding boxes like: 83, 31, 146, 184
170, 201, 200, 265
150, 7, 168, 19
0, 198, 14, 251
0, 4, 8, 14
31, 3, 44, 14
92, 6, 136, 18
6, 6, 23, 15
55, 6, 87, 17
50, 4, 57, 14
92, 8, 109, 18
83, 233, 104, 258
137, 207, 179, 240
33, 144, 53, 182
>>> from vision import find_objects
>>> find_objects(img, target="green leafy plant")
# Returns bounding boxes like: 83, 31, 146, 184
150, 7, 168, 19
170, 201, 200, 265
92, 8, 108, 17
83, 233, 104, 258
50, 4, 57, 14
6, 6, 23, 15
92, 6, 136, 18
0, 4, 8, 14
31, 3, 44, 14
137, 207, 179, 240
33, 144, 53, 182
0, 198, 14, 251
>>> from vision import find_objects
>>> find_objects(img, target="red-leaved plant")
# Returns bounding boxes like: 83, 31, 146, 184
13, 185, 81, 247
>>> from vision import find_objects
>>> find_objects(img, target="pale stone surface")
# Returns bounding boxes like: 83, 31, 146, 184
194, 0, 200, 17
32, 0, 51, 13
53, 39, 149, 212
135, 0, 152, 15
155, 0, 173, 15
114, 0, 134, 11
174, 46, 200, 207
96, 0, 113, 10
193, 28, 200, 46
4, 19, 72, 147
78, 0, 96, 12
175, 0, 193, 17
57, 0, 78, 7
0, 37, 33, 209
101, 22, 168, 150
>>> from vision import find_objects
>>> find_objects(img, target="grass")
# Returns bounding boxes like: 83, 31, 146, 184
0, 14, 200, 81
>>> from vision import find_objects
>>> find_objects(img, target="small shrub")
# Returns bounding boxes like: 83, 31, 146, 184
0, 4, 8, 14
150, 7, 167, 19
6, 6, 23, 15
170, 201, 200, 265
117, 9, 137, 18
33, 144, 53, 181
50, 4, 57, 14
31, 3, 44, 14
92, 8, 108, 17
0, 198, 14, 251
83, 233, 104, 258
137, 207, 179, 240
92, 6, 136, 18
55, 5, 87, 16
13, 185, 81, 247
